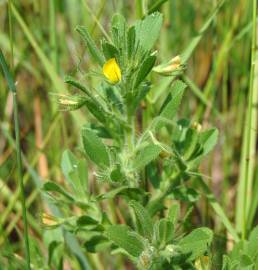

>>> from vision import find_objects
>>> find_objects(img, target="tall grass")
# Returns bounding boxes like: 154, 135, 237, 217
0, 50, 31, 269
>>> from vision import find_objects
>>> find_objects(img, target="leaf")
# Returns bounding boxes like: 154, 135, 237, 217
239, 254, 254, 269
111, 14, 127, 48
246, 226, 258, 259
135, 12, 163, 52
188, 128, 218, 168
43, 181, 74, 201
199, 128, 219, 156
101, 41, 119, 60
168, 203, 180, 225
148, 0, 169, 14
159, 80, 186, 123
96, 186, 145, 200
82, 128, 110, 168
154, 218, 174, 247
76, 26, 105, 66
65, 76, 92, 96
61, 150, 88, 197
0, 50, 16, 93
178, 227, 213, 261
65, 76, 108, 123
129, 82, 151, 114
76, 216, 100, 231
182, 128, 198, 160
84, 99, 107, 124
129, 200, 153, 240
133, 55, 156, 89
105, 225, 145, 257
132, 144, 162, 171
146, 162, 160, 189
84, 236, 111, 253
171, 187, 200, 203
222, 255, 231, 270
127, 26, 136, 59
48, 241, 63, 266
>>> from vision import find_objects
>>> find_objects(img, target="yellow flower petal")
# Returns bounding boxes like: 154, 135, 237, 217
103, 58, 121, 84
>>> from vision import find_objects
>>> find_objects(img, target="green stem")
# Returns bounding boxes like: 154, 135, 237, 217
241, 0, 257, 239
8, 0, 14, 69
0, 50, 31, 269
49, 0, 59, 72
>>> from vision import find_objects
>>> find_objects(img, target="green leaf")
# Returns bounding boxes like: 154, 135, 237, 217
199, 128, 219, 156
61, 150, 88, 197
111, 14, 127, 47
76, 216, 101, 231
154, 218, 174, 247
171, 187, 200, 203
97, 186, 145, 200
178, 227, 213, 261
127, 26, 136, 59
188, 128, 218, 168
183, 128, 199, 160
105, 225, 145, 257
146, 162, 160, 189
135, 12, 163, 52
84, 236, 111, 253
246, 226, 258, 259
76, 26, 105, 66
65, 76, 92, 96
129, 200, 153, 240
0, 50, 16, 93
131, 82, 151, 113
101, 41, 119, 60
132, 144, 161, 170
84, 99, 108, 124
82, 128, 110, 168
43, 181, 74, 201
148, 0, 169, 14
156, 80, 186, 129
239, 254, 254, 269
133, 55, 156, 89
222, 255, 231, 270
168, 203, 180, 225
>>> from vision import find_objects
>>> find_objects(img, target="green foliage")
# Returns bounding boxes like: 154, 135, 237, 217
105, 225, 145, 257
178, 227, 213, 261
134, 12, 163, 53
82, 127, 110, 168
222, 226, 258, 269
129, 200, 154, 240
76, 26, 105, 66
132, 144, 162, 171
39, 9, 242, 270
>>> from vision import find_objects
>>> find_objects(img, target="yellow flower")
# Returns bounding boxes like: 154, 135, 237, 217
103, 58, 121, 84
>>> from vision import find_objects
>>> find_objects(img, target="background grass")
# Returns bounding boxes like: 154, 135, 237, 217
0, 0, 257, 269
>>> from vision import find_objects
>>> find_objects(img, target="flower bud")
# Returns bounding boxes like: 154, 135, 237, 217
153, 55, 183, 76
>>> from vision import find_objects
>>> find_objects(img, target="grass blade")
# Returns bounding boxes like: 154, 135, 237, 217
0, 50, 31, 269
